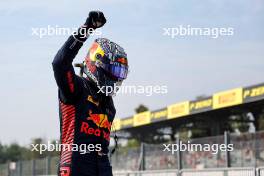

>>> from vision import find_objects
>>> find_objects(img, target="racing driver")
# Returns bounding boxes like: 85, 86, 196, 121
52, 11, 128, 176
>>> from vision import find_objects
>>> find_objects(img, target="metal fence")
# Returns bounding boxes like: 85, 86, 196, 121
1, 157, 59, 176
112, 131, 264, 171
1, 131, 264, 176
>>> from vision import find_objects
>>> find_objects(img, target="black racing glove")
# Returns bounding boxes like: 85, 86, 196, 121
85, 11, 107, 29
73, 11, 106, 42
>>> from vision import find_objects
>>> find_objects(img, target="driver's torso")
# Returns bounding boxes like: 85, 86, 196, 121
58, 77, 116, 175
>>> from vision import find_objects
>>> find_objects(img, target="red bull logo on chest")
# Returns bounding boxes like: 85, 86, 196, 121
87, 110, 112, 131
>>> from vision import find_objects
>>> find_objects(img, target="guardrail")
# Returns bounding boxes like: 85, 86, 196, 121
114, 169, 179, 176
180, 167, 256, 176
114, 167, 256, 176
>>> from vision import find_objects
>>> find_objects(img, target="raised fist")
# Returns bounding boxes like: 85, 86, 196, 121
85, 11, 106, 29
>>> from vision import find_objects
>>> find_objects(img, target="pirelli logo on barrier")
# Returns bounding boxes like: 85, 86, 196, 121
167, 101, 190, 119
151, 109, 167, 122
120, 117, 134, 128
190, 97, 213, 114
133, 111, 151, 127
112, 118, 121, 131
243, 83, 264, 103
213, 88, 243, 109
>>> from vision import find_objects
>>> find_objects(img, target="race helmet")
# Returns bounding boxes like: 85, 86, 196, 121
83, 38, 128, 96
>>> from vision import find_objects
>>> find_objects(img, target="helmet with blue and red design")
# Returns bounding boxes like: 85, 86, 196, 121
83, 38, 128, 95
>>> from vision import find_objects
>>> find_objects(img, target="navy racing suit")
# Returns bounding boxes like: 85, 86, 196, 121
52, 32, 115, 176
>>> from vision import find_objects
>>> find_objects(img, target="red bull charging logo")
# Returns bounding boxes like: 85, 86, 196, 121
80, 110, 112, 141
87, 110, 112, 131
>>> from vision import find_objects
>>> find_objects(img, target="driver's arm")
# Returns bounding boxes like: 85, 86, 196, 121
52, 11, 106, 102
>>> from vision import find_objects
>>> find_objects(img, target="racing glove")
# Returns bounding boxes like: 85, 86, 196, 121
73, 11, 106, 42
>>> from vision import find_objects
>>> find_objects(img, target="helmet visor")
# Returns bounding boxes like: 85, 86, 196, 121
99, 62, 128, 80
